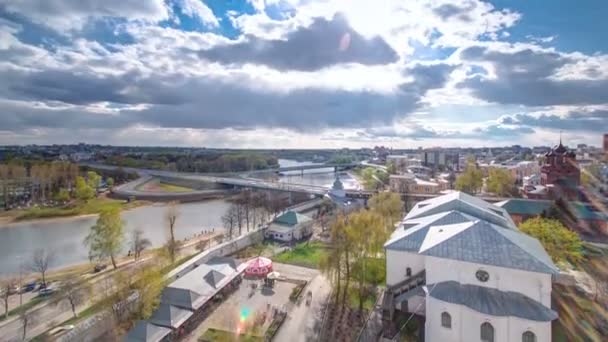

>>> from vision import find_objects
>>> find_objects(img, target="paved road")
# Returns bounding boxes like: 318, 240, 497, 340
273, 265, 331, 342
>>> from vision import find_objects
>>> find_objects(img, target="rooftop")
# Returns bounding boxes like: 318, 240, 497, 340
272, 210, 311, 226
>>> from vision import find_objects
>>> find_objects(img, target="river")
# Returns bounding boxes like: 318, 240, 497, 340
0, 159, 359, 274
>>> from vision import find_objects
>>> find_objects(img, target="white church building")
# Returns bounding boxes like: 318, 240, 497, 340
383, 192, 558, 342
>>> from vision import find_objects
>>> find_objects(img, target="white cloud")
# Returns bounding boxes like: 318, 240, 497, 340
177, 0, 220, 28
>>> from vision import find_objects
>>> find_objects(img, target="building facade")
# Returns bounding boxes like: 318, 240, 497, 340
383, 192, 558, 342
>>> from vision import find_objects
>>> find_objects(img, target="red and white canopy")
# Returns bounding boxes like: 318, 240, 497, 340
245, 256, 273, 277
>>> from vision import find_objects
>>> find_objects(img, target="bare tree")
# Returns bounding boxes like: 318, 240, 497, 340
165, 202, 179, 263
131, 229, 151, 261
30, 249, 54, 287
222, 205, 238, 240
19, 307, 37, 340
0, 277, 17, 319
54, 279, 91, 318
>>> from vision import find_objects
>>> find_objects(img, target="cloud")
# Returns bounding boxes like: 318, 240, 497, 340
197, 13, 398, 71
433, 2, 476, 22
177, 0, 219, 28
499, 110, 608, 132
0, 0, 170, 32
458, 46, 608, 106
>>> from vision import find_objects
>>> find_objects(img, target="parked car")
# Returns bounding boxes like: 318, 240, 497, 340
93, 264, 107, 273
38, 282, 49, 291
22, 281, 37, 292
38, 288, 55, 297
49, 325, 74, 336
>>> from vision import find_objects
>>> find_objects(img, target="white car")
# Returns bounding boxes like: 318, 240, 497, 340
49, 325, 75, 336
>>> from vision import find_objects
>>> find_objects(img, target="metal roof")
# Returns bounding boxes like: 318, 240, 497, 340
427, 281, 558, 322
149, 303, 193, 329
123, 321, 171, 342
273, 210, 311, 226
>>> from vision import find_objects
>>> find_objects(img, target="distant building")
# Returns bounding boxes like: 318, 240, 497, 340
421, 150, 460, 171
265, 210, 313, 242
382, 192, 558, 342
387, 155, 422, 173
526, 138, 581, 200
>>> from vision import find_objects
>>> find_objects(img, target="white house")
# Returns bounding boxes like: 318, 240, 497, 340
383, 192, 558, 342
265, 210, 313, 242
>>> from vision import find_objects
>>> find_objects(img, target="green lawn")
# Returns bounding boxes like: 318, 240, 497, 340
12, 197, 145, 221
272, 242, 328, 268
157, 182, 194, 193
199, 328, 263, 342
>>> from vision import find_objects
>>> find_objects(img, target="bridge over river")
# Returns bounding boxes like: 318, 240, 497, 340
86, 163, 511, 203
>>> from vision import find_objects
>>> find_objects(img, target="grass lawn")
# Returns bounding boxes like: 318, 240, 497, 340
0, 296, 48, 322
11, 197, 147, 221
272, 242, 328, 268
157, 182, 194, 192
199, 328, 263, 342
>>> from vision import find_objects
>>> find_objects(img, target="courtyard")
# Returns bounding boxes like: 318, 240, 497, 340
183, 263, 330, 342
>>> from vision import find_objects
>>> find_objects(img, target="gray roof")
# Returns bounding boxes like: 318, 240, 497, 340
204, 270, 225, 289
149, 303, 193, 329
160, 287, 205, 311
123, 321, 171, 342
427, 281, 558, 322
420, 220, 558, 274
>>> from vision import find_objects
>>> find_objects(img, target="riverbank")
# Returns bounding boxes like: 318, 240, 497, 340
0, 195, 151, 226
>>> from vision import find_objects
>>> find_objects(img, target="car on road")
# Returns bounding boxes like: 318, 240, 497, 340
93, 264, 108, 273
48, 324, 75, 336
22, 281, 37, 292
38, 288, 55, 297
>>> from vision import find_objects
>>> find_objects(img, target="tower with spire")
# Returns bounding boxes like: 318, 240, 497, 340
539, 135, 580, 199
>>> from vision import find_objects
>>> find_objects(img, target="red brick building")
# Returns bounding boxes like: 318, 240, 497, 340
539, 139, 580, 199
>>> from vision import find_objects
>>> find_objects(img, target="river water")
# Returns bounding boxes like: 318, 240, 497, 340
0, 160, 359, 274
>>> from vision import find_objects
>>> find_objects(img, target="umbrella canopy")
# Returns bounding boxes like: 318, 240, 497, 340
245, 257, 273, 277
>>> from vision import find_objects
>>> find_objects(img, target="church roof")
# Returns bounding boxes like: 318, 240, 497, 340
427, 281, 558, 322
386, 192, 558, 274
554, 142, 568, 154
273, 211, 311, 226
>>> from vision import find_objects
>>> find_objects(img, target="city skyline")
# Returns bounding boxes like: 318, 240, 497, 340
1, 0, 607, 148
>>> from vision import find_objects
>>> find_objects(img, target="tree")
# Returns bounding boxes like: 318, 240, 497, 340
106, 177, 115, 189
581, 163, 603, 187
368, 192, 403, 233
486, 167, 516, 196
386, 161, 397, 175
30, 249, 54, 288
75, 176, 95, 201
131, 229, 151, 261
222, 204, 239, 239
455, 160, 483, 194
519, 217, 583, 264
19, 306, 37, 340
85, 208, 125, 269
165, 202, 179, 263
0, 277, 17, 319
55, 279, 91, 318
131, 266, 163, 320
54, 188, 70, 202
86, 171, 102, 191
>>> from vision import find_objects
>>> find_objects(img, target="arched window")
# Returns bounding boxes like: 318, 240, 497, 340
481, 322, 494, 342
522, 331, 536, 342
406, 267, 412, 277
441, 312, 451, 329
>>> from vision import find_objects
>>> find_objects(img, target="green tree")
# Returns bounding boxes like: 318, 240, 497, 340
486, 167, 516, 196
581, 163, 602, 187
86, 171, 102, 190
75, 176, 95, 201
132, 266, 164, 319
106, 177, 115, 189
386, 161, 397, 175
54, 188, 70, 202
85, 208, 125, 269
368, 192, 403, 233
455, 160, 483, 194
519, 217, 583, 264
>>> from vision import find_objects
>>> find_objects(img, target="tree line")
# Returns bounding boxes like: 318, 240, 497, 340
98, 152, 279, 173
222, 190, 288, 239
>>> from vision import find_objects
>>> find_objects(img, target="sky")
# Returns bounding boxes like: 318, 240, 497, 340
0, 0, 607, 148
